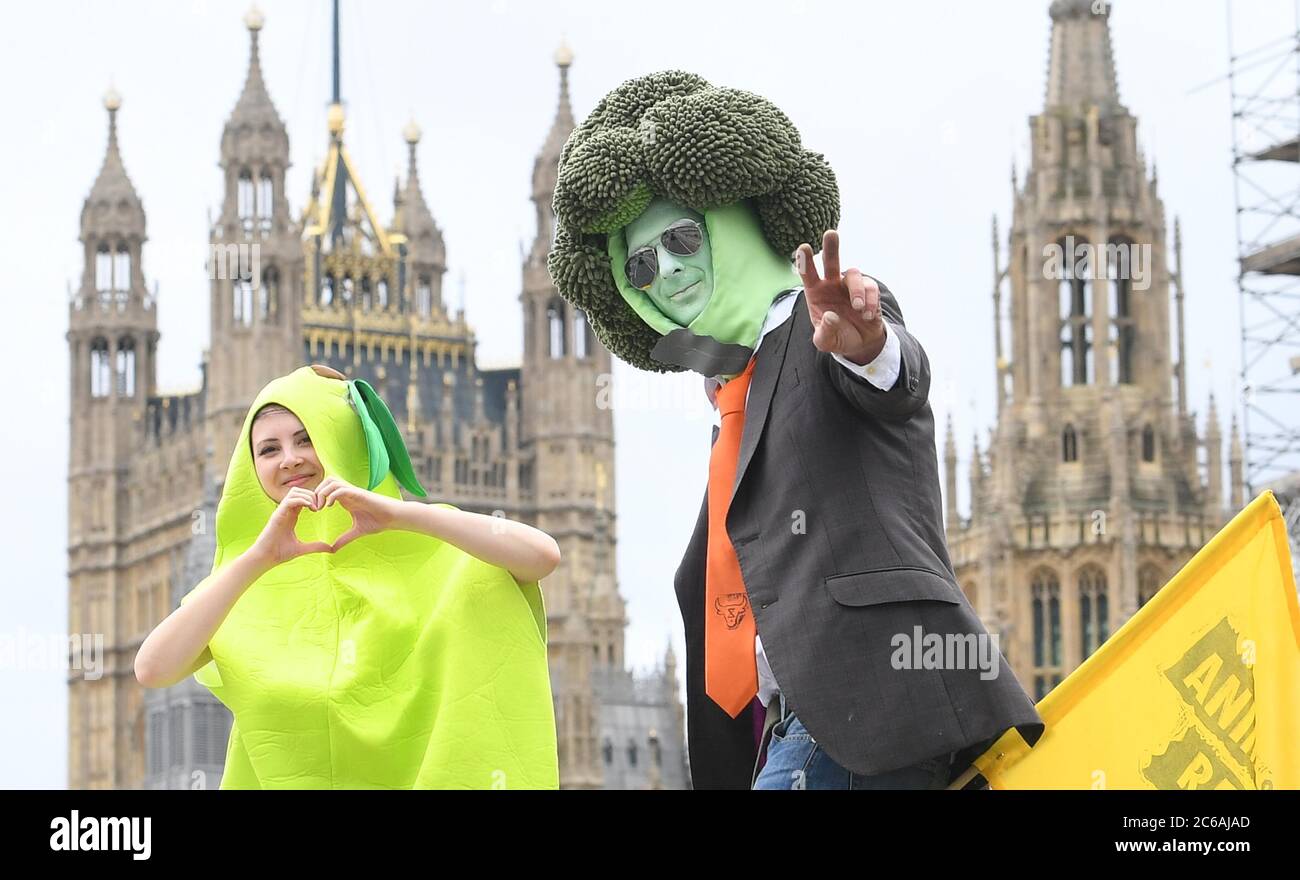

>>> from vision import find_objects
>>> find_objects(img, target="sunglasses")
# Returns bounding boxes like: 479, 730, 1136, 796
624, 219, 705, 290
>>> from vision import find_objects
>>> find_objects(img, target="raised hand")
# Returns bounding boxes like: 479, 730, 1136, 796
252, 486, 336, 565
316, 475, 402, 552
794, 230, 887, 366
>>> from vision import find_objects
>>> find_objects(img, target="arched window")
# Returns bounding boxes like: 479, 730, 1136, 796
547, 299, 566, 359
1078, 565, 1109, 659
90, 338, 111, 398
377, 279, 389, 311
627, 739, 638, 768
113, 245, 130, 293
361, 277, 372, 311
602, 738, 613, 765
1138, 565, 1162, 608
115, 338, 136, 397
1058, 235, 1092, 386
416, 276, 432, 317
257, 171, 273, 233
1062, 423, 1079, 462
1108, 237, 1135, 384
1031, 569, 1062, 700
95, 245, 112, 297
259, 268, 279, 321
341, 276, 354, 308
320, 274, 335, 308
573, 308, 591, 359
237, 169, 254, 232
1141, 424, 1155, 462
233, 278, 253, 326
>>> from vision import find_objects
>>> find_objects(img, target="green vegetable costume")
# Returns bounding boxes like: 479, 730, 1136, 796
547, 69, 841, 377
181, 365, 558, 789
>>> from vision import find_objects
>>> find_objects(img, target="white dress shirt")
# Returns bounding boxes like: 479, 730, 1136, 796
703, 287, 902, 708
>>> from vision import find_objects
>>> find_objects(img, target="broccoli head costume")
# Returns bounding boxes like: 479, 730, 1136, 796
547, 70, 840, 377
181, 365, 558, 789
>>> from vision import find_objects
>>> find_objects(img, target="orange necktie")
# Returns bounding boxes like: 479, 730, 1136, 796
705, 356, 759, 718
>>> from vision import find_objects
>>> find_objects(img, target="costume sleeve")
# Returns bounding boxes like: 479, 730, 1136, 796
818, 278, 931, 422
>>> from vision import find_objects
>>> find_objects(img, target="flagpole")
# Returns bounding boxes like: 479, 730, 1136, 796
946, 763, 986, 790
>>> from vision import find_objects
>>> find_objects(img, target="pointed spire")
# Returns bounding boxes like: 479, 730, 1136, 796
396, 120, 439, 248
391, 174, 405, 229
83, 86, 145, 239
533, 41, 576, 199
225, 5, 286, 135
1205, 393, 1223, 512
1044, 0, 1122, 111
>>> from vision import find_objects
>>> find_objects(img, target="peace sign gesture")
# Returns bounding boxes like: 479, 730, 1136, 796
794, 230, 887, 366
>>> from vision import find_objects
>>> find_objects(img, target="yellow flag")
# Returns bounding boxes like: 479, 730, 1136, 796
974, 491, 1300, 790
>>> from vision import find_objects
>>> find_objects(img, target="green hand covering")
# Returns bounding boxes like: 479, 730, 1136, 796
606, 201, 799, 378
181, 365, 557, 789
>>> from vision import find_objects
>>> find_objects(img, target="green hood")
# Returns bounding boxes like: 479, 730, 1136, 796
181, 365, 558, 789
607, 201, 799, 378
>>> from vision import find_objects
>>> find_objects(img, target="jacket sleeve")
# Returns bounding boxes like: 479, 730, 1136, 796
816, 278, 931, 422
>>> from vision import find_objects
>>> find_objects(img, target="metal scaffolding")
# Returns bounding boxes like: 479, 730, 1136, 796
1227, 3, 1300, 498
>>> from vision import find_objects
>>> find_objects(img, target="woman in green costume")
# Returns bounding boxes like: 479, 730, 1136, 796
135, 364, 560, 789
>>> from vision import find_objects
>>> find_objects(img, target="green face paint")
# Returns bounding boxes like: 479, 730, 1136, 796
608, 198, 801, 377
623, 198, 714, 326
181, 365, 558, 789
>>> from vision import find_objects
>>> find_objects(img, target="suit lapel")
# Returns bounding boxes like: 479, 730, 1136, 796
731, 291, 800, 501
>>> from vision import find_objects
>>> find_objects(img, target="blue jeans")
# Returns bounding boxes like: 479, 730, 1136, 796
752, 696, 954, 790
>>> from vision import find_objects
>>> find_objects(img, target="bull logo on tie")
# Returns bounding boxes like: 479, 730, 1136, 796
714, 593, 750, 629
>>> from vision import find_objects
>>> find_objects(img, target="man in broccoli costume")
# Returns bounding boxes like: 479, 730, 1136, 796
549, 71, 1043, 789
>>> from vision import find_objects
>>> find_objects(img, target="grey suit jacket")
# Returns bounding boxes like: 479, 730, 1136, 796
673, 284, 1044, 789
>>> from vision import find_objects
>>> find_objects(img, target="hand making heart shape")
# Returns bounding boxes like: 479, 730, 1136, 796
314, 475, 403, 552
251, 476, 403, 564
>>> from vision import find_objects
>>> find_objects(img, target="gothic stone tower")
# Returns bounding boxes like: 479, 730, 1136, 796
946, 0, 1243, 701
66, 89, 159, 788
206, 6, 304, 468
521, 44, 625, 789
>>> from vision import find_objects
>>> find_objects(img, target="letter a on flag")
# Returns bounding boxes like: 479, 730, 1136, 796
971, 491, 1299, 789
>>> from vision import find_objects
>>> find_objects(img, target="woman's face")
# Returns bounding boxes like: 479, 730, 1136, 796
251, 408, 324, 503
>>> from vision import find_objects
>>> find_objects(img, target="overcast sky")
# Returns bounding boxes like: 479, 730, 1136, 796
1, 0, 1288, 788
